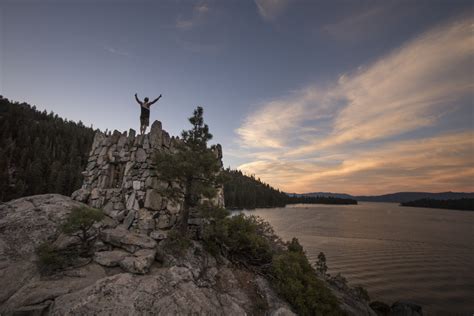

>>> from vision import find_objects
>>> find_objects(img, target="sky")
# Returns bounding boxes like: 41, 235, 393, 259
1, 0, 473, 195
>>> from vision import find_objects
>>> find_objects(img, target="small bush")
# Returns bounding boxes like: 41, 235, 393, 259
61, 206, 104, 253
36, 242, 66, 274
353, 285, 370, 302
201, 212, 344, 315
271, 239, 344, 316
202, 213, 274, 267
163, 229, 192, 256
36, 206, 104, 274
35, 241, 80, 274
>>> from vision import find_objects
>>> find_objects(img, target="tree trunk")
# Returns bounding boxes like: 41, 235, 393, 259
180, 180, 192, 235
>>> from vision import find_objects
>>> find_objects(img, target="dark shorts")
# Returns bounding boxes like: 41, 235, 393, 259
140, 116, 149, 127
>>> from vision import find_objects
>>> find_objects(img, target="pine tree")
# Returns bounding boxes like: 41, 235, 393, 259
155, 107, 222, 234
316, 251, 328, 276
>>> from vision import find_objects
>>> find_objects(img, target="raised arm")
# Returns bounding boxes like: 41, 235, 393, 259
134, 93, 143, 105
149, 94, 162, 106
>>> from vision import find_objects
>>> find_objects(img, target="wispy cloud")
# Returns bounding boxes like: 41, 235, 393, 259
239, 131, 474, 195
235, 15, 474, 194
255, 0, 290, 21
176, 1, 210, 30
102, 45, 130, 57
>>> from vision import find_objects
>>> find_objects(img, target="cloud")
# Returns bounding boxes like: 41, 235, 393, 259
235, 15, 474, 194
239, 131, 474, 195
236, 86, 338, 149
238, 16, 473, 151
102, 45, 130, 57
255, 0, 289, 21
176, 1, 210, 30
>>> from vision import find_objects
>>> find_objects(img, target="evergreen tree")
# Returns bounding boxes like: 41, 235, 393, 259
316, 252, 328, 276
155, 106, 222, 234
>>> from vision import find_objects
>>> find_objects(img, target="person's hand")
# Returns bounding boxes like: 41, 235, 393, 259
135, 93, 137, 97
159, 94, 162, 98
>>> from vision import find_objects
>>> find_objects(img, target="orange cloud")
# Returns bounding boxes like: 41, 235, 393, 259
238, 131, 474, 195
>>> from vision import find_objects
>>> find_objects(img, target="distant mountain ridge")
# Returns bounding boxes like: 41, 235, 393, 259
291, 191, 474, 203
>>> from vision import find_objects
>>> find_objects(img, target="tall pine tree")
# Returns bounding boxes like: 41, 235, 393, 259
154, 107, 222, 234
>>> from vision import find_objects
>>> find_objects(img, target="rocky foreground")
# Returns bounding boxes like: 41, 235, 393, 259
0, 194, 421, 315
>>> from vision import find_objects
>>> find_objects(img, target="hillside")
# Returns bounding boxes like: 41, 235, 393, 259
223, 169, 289, 209
0, 97, 95, 202
301, 191, 474, 203
401, 198, 474, 211
356, 192, 474, 203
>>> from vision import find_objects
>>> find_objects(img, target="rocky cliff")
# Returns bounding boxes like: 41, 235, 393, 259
0, 194, 293, 315
71, 121, 224, 240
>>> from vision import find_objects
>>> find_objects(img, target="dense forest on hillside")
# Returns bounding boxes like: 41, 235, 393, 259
223, 169, 358, 209
0, 97, 95, 202
401, 198, 474, 211
222, 169, 289, 209
287, 195, 357, 205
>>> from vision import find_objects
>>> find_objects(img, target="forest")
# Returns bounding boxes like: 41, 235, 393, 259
401, 198, 474, 211
222, 169, 289, 209
0, 97, 95, 202
223, 169, 357, 209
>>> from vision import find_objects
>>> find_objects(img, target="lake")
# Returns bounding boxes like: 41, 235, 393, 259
238, 202, 474, 315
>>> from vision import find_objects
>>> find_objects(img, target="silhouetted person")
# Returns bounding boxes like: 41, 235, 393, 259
134, 93, 162, 134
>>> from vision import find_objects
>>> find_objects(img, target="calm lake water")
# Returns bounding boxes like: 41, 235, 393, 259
238, 202, 474, 315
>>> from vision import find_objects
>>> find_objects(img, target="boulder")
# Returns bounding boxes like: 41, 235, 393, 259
162, 131, 171, 148
1, 250, 106, 314
389, 301, 423, 316
128, 129, 136, 139
156, 214, 172, 229
144, 189, 162, 211
132, 180, 141, 190
119, 249, 156, 274
137, 209, 155, 232
126, 192, 139, 211
71, 188, 91, 203
135, 148, 147, 163
90, 188, 101, 200
149, 121, 163, 148
90, 132, 106, 154
100, 227, 157, 253
145, 177, 168, 190
326, 274, 377, 316
103, 201, 115, 216
124, 161, 134, 176
117, 135, 127, 148
94, 250, 129, 267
